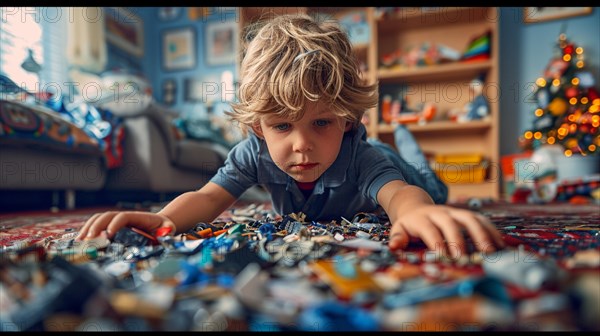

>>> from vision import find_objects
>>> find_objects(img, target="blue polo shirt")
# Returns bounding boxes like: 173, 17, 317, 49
209, 124, 406, 221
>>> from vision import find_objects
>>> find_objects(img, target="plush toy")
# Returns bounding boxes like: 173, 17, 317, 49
465, 93, 489, 120
466, 77, 489, 120
459, 75, 490, 122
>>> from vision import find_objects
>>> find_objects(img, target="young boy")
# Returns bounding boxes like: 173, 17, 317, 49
77, 14, 504, 256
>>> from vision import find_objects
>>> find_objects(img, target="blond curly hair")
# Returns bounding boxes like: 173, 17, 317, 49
228, 13, 378, 130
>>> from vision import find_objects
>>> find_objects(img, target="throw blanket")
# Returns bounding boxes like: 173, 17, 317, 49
0, 99, 125, 169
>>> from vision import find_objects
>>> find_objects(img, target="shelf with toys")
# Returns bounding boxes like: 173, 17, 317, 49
236, 7, 500, 201
370, 7, 500, 201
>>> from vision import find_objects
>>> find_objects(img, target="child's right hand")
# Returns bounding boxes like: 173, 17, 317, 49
75, 211, 176, 241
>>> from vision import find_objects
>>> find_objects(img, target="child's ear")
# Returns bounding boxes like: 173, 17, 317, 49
344, 121, 353, 132
252, 122, 264, 138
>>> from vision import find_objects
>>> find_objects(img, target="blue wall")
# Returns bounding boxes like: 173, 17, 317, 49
124, 7, 599, 157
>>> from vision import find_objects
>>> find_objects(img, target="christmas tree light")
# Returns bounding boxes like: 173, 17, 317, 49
520, 32, 600, 157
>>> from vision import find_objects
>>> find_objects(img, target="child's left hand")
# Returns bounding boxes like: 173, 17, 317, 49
387, 204, 505, 257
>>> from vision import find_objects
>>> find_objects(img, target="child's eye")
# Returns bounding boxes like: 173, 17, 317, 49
273, 123, 290, 131
314, 119, 331, 127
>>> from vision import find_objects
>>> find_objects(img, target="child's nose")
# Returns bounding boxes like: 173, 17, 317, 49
292, 130, 313, 152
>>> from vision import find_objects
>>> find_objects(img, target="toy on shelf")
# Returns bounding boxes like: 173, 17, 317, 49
448, 74, 490, 123
415, 42, 461, 66
380, 94, 436, 125
464, 75, 490, 121
379, 43, 461, 70
462, 30, 491, 63
379, 50, 401, 70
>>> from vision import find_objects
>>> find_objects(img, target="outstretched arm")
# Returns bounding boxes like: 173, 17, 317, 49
377, 180, 504, 256
76, 182, 237, 240
157, 182, 237, 234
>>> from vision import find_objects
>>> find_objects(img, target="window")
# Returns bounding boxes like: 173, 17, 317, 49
0, 7, 68, 94
0, 7, 43, 92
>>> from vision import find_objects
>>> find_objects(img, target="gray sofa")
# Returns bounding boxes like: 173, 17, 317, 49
0, 96, 267, 211
0, 99, 108, 210
103, 101, 229, 193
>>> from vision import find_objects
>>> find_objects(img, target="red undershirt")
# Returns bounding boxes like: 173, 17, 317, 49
296, 181, 315, 199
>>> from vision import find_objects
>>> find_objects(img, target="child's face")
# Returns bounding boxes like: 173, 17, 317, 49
255, 101, 351, 183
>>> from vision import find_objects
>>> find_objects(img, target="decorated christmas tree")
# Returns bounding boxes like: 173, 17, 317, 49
520, 32, 600, 157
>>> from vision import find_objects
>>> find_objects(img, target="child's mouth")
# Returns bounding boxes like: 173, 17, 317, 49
290, 163, 318, 171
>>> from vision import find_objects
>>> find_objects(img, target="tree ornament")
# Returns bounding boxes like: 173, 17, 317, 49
565, 87, 579, 99
548, 98, 568, 116
563, 44, 575, 55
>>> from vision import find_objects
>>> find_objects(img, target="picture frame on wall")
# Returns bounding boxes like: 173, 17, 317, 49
205, 20, 238, 66
162, 27, 196, 71
523, 7, 593, 23
105, 7, 144, 58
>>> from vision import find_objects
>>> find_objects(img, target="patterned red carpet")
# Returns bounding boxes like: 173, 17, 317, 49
1, 201, 598, 256
0, 201, 269, 248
